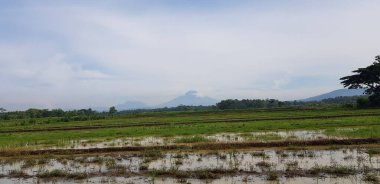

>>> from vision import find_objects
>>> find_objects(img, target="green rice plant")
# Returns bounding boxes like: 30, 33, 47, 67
174, 135, 210, 143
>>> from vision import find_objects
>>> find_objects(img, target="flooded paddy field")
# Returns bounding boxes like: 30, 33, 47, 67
2, 108, 380, 151
2, 175, 378, 184
1, 108, 380, 183
2, 130, 334, 150
49, 130, 346, 150
0, 147, 379, 183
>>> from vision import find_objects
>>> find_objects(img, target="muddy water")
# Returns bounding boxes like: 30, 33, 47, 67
54, 130, 337, 149
156, 175, 375, 184
64, 136, 168, 149
0, 148, 378, 183
0, 156, 143, 176
0, 175, 375, 184
1, 149, 378, 175
207, 130, 329, 142
149, 149, 380, 171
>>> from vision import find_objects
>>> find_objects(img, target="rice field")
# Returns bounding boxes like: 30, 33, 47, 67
0, 107, 379, 183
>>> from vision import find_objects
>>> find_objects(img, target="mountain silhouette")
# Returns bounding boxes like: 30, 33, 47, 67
156, 90, 218, 107
301, 89, 365, 102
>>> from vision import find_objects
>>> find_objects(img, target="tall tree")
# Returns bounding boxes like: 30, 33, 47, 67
340, 55, 380, 106
108, 106, 117, 115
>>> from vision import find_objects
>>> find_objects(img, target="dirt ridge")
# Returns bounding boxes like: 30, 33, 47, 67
3, 138, 378, 156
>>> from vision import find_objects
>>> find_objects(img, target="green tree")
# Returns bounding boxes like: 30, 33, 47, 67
340, 55, 380, 107
108, 106, 117, 115
356, 97, 370, 108
0, 108, 6, 113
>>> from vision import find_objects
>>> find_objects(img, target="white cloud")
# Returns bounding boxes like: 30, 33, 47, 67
0, 0, 379, 110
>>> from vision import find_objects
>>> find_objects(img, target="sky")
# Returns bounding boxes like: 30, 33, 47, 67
0, 0, 380, 110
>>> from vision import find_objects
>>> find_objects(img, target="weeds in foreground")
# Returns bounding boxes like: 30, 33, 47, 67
143, 149, 163, 159
367, 149, 380, 156
363, 173, 380, 184
109, 165, 128, 174
285, 161, 300, 177
174, 135, 210, 143
308, 165, 356, 176
21, 159, 37, 169
149, 168, 237, 179
36, 169, 88, 179
256, 161, 271, 168
8, 170, 28, 178
267, 170, 279, 181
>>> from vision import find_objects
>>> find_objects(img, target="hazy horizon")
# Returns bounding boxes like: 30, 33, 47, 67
1, 0, 379, 110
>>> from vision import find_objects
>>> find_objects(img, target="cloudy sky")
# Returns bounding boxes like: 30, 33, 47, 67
0, 0, 379, 110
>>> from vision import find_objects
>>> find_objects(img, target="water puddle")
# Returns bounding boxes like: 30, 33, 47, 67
148, 149, 380, 172
0, 148, 378, 182
64, 136, 168, 149
51, 130, 339, 150
0, 175, 376, 184
207, 130, 329, 142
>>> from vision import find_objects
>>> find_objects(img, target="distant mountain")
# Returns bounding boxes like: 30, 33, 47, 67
156, 90, 218, 108
116, 101, 149, 110
301, 89, 366, 102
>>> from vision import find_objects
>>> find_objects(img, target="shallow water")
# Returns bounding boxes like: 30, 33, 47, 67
207, 130, 329, 142
149, 149, 380, 172
51, 130, 339, 150
1, 148, 379, 178
0, 175, 376, 184
64, 136, 168, 149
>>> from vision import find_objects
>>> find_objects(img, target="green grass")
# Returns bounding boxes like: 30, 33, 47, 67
1, 108, 380, 149
325, 126, 380, 138
1, 108, 380, 131
174, 135, 210, 143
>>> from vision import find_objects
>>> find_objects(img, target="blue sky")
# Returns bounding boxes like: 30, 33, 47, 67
0, 0, 379, 110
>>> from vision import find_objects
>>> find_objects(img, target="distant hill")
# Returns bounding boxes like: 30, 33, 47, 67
301, 89, 365, 102
116, 101, 149, 110
156, 91, 218, 108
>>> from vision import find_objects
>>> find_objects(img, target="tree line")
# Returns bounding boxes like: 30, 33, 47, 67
216, 96, 366, 110
0, 95, 365, 121
0, 108, 112, 121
